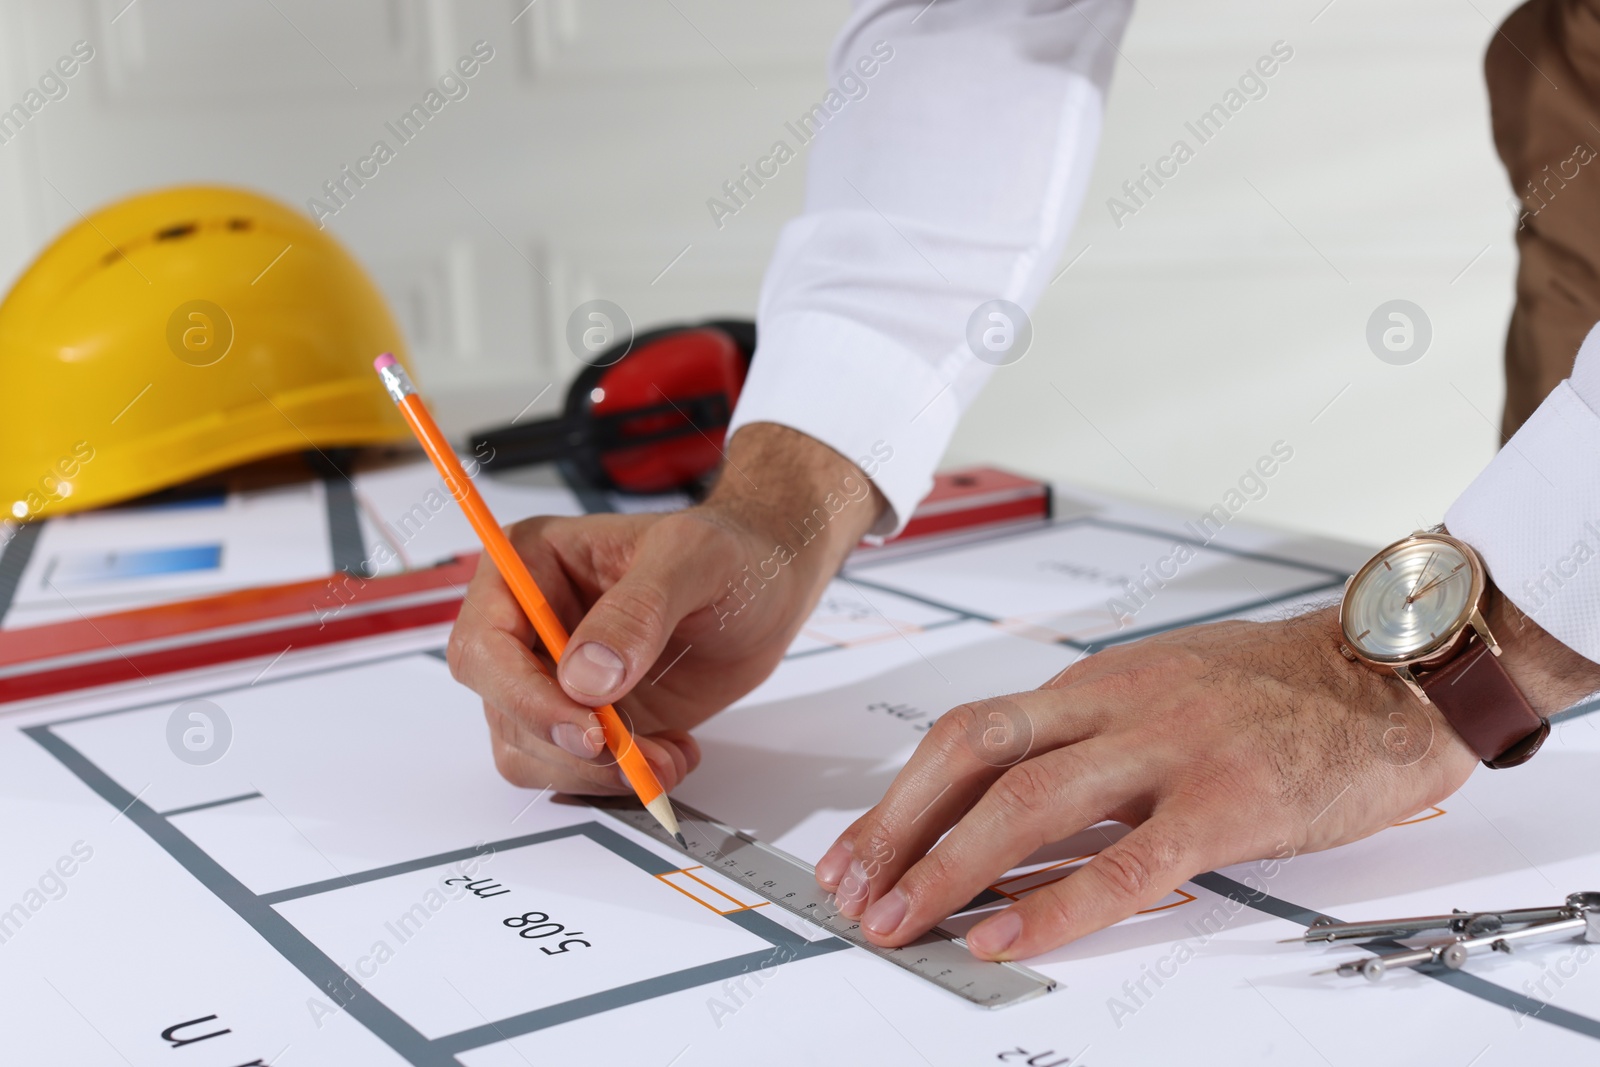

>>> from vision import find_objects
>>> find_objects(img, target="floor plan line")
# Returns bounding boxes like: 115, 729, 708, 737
160, 791, 264, 818
260, 834, 553, 906
433, 939, 851, 1055
837, 575, 999, 624
1076, 517, 1352, 582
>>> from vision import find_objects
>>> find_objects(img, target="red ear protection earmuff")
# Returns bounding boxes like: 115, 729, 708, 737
470, 319, 755, 495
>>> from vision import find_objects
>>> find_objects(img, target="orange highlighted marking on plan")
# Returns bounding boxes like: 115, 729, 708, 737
657, 866, 769, 916
1393, 805, 1446, 827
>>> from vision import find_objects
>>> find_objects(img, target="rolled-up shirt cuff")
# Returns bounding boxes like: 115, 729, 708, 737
727, 310, 968, 539
1445, 378, 1600, 664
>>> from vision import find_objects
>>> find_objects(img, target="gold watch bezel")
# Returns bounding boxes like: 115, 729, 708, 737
1338, 530, 1491, 672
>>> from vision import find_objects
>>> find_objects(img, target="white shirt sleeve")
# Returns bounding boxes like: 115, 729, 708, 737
726, 0, 1134, 537
1446, 322, 1600, 664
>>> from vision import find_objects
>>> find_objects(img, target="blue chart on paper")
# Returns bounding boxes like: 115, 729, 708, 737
50, 543, 224, 586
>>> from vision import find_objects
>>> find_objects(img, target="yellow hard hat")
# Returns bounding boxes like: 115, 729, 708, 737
0, 184, 414, 520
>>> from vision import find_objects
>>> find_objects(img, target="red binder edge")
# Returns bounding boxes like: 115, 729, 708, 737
0, 556, 480, 706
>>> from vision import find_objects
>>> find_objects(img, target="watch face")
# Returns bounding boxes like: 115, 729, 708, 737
1343, 535, 1479, 663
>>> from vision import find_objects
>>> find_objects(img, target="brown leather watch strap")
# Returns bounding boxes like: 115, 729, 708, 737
1419, 639, 1549, 768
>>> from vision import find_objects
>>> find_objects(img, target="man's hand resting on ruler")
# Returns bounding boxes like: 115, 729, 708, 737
447, 423, 885, 797
817, 597, 1599, 960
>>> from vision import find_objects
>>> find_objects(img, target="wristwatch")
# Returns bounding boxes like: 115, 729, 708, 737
1338, 529, 1549, 769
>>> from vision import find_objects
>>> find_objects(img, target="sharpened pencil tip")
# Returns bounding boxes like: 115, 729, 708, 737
644, 793, 683, 844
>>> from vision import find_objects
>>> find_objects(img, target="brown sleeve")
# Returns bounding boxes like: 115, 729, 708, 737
1487, 0, 1600, 437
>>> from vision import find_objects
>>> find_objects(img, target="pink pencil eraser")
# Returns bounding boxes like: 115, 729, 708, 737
373, 353, 397, 372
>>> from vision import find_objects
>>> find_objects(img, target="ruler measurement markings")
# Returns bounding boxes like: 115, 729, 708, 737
590, 798, 1055, 1008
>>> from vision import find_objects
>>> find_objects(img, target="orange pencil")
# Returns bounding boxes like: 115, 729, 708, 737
374, 353, 684, 845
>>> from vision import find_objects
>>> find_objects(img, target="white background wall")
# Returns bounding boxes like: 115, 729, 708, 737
0, 0, 1526, 546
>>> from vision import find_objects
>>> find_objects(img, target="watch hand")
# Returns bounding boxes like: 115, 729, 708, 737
1405, 552, 1437, 604
1409, 565, 1464, 603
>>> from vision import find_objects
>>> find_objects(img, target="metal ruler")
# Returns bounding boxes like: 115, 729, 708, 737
591, 797, 1056, 1009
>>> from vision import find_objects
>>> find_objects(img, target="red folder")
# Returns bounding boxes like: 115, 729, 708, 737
894, 466, 1050, 543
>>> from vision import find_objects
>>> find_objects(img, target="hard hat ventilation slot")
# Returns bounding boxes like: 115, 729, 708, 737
155, 223, 196, 241
227, 218, 252, 231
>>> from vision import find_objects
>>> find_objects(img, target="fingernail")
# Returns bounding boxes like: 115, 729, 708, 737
836, 860, 871, 917
815, 841, 852, 889
563, 642, 625, 698
551, 722, 600, 758
863, 888, 907, 937
968, 911, 1023, 958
